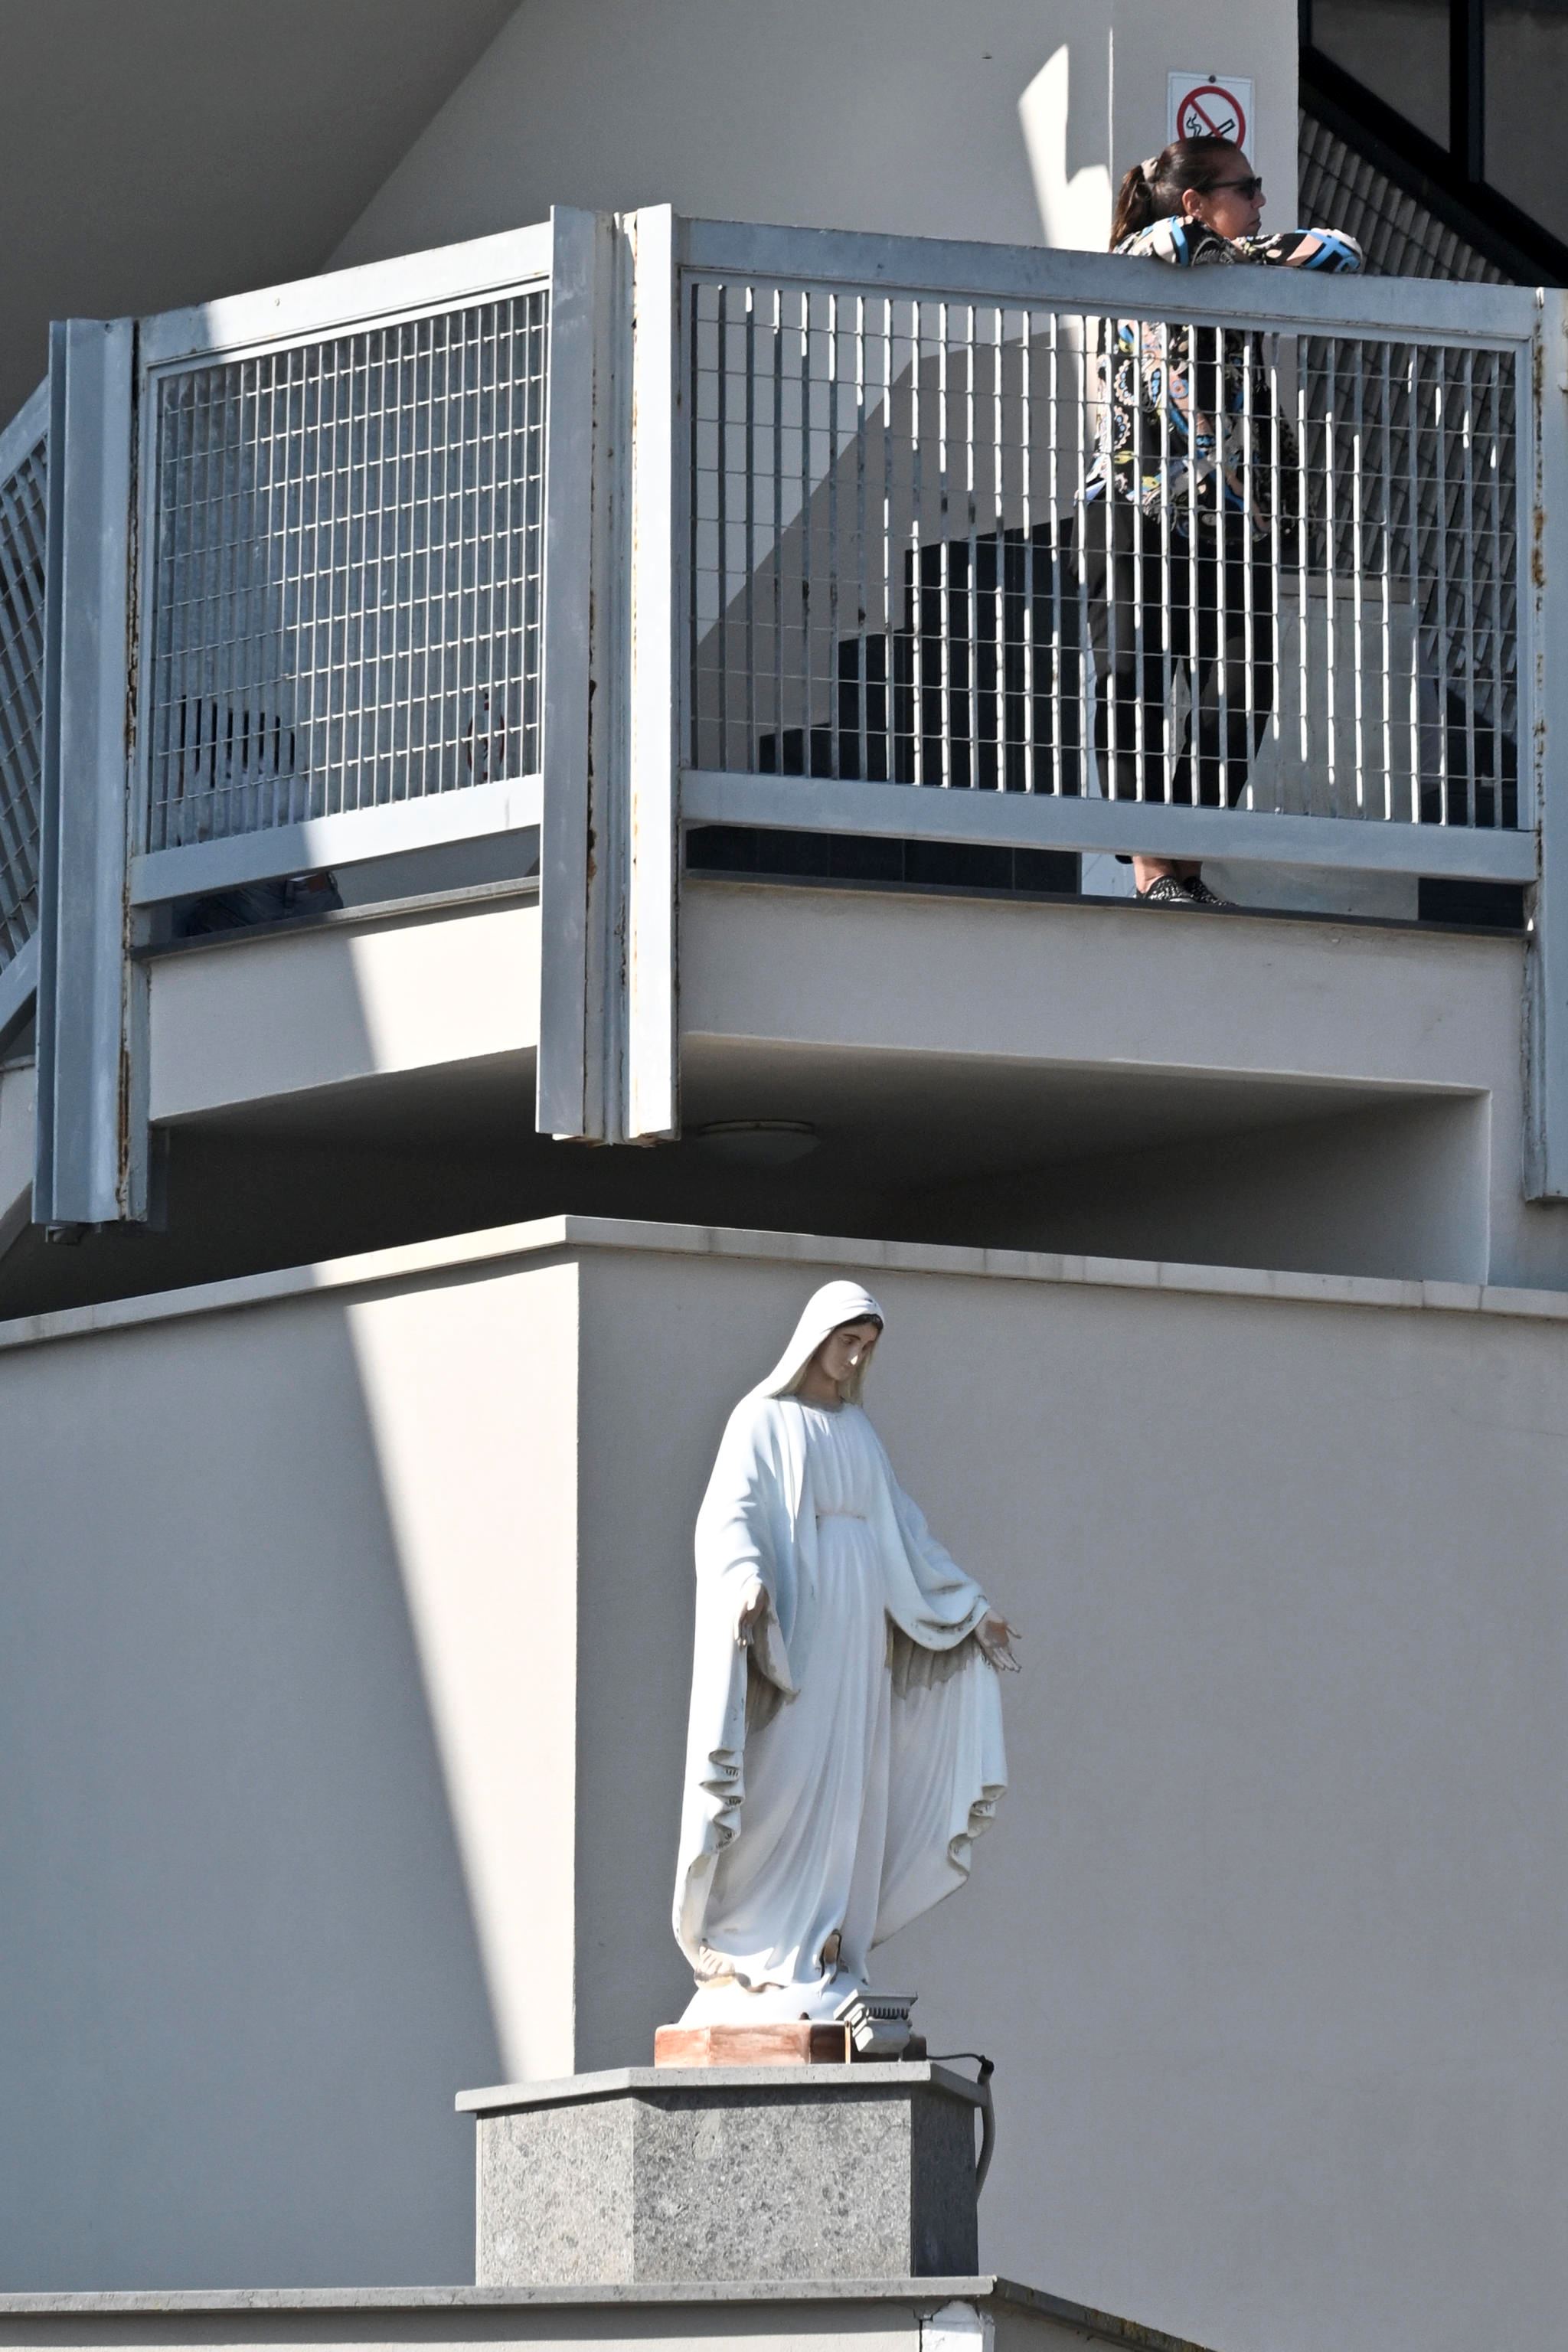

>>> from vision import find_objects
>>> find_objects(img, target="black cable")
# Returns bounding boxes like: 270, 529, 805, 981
920, 2054, 997, 2194
922, 2050, 994, 2079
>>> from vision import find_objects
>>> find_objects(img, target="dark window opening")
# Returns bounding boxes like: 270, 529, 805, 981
1301, 0, 1568, 279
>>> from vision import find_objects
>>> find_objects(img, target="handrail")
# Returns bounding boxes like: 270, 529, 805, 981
679, 215, 1544, 338
679, 772, 1538, 882
139, 220, 554, 370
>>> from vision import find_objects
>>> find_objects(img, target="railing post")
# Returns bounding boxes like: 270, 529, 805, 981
536, 207, 607, 1141
537, 204, 681, 1145
34, 317, 142, 1232
1525, 289, 1568, 1200
626, 205, 681, 1142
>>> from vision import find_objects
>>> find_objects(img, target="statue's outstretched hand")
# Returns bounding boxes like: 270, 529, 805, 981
976, 1613, 1021, 1672
737, 1576, 769, 1648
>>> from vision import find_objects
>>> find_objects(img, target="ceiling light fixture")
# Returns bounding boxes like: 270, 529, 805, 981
691, 1119, 820, 1166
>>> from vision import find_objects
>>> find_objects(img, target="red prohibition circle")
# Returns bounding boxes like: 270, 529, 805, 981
1176, 83, 1248, 147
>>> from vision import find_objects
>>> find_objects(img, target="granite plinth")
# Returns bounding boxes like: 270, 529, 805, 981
457, 2063, 984, 2288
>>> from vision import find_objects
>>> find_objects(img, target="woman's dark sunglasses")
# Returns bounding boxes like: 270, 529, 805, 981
1213, 175, 1265, 199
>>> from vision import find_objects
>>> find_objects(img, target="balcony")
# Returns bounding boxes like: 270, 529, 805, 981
0, 207, 1563, 1289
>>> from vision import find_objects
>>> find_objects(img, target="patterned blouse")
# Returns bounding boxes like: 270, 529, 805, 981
1086, 217, 1364, 537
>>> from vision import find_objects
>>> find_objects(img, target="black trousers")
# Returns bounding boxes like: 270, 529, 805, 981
1082, 501, 1276, 815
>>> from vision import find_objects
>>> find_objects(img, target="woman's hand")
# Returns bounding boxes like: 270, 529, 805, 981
976, 1613, 1021, 1672
737, 1577, 769, 1648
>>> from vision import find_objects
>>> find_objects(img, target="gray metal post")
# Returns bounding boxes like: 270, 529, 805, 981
1525, 289, 1568, 1200
536, 207, 619, 1141
537, 205, 679, 1145
34, 317, 141, 1232
626, 205, 682, 1142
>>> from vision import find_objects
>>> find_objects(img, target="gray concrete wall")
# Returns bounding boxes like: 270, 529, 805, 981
147, 901, 542, 1125
331, 0, 1297, 270
916, 1093, 1493, 1283
681, 881, 1568, 1290
0, 1250, 580, 2290
571, 1227, 1568, 2352
12, 883, 1566, 1320
3, 1217, 1566, 2351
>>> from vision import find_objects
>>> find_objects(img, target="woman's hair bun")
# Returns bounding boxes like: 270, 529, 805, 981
1109, 135, 1243, 248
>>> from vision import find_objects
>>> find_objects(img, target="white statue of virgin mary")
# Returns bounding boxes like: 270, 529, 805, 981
673, 1281, 1015, 2024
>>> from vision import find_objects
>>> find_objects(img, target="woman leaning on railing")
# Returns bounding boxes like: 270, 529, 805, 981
1083, 136, 1362, 907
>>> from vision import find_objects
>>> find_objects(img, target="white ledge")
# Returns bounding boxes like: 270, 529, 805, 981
8, 1214, 1568, 1364
4, 1213, 1568, 1359
455, 2061, 987, 2112
0, 2276, 1215, 2349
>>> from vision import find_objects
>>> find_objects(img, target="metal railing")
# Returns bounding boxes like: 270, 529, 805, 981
681, 231, 1527, 845
24, 225, 554, 1227
656, 223, 1560, 1187
0, 384, 47, 1007
130, 227, 551, 906
6, 206, 1568, 1211
145, 292, 547, 857
1297, 109, 1505, 285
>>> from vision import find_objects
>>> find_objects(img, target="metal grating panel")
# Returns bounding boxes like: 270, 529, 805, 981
1300, 332, 1517, 825
1296, 117, 1517, 821
0, 436, 47, 971
688, 276, 1520, 831
1298, 111, 1504, 285
146, 292, 548, 854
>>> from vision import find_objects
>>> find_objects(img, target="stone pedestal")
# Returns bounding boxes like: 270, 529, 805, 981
456, 2063, 985, 2287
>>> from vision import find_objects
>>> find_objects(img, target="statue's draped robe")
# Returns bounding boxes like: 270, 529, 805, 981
673, 1389, 1008, 2004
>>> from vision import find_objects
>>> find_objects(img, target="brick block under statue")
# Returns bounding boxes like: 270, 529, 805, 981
456, 2063, 985, 2286
653, 1988, 923, 2067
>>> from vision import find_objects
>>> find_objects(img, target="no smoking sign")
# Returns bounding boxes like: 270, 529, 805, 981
1168, 70, 1253, 150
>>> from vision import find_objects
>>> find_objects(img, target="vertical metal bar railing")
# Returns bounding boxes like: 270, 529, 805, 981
1403, 345, 1423, 812
679, 237, 1530, 884
0, 397, 48, 1001
142, 284, 549, 864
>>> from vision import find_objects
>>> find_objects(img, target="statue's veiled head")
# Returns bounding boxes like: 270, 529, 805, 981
753, 1280, 886, 1406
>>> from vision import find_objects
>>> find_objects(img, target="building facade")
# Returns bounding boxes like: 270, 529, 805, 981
1, 8, 1565, 2352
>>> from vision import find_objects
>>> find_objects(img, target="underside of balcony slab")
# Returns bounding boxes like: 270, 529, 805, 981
2, 878, 1566, 1318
